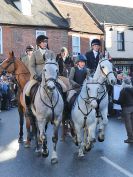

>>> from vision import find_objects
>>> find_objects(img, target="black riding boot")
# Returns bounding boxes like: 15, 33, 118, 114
25, 95, 33, 117
62, 92, 70, 120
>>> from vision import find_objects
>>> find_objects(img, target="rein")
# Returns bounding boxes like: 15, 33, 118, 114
76, 82, 98, 128
39, 81, 59, 125
99, 59, 114, 80
0, 58, 30, 92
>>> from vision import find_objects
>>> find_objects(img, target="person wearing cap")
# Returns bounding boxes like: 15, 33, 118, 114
56, 47, 74, 77
113, 77, 133, 143
21, 45, 34, 70
85, 39, 101, 74
61, 54, 90, 122
69, 54, 90, 90
25, 35, 55, 117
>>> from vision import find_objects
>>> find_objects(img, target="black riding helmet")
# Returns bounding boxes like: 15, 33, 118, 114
91, 39, 101, 46
36, 35, 48, 46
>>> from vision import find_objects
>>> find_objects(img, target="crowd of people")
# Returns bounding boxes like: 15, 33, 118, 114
1, 34, 133, 144
0, 75, 17, 112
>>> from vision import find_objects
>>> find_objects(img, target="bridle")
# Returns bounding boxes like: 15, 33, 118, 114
0, 58, 15, 73
43, 62, 58, 85
76, 81, 98, 128
80, 82, 98, 104
0, 57, 30, 91
39, 61, 60, 124
99, 59, 114, 81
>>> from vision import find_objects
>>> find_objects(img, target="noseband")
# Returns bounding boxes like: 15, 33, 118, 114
43, 62, 58, 86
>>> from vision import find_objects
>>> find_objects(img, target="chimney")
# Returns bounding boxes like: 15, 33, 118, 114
66, 13, 71, 27
13, 0, 32, 16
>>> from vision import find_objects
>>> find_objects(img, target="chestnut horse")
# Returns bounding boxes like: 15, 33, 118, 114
0, 51, 32, 146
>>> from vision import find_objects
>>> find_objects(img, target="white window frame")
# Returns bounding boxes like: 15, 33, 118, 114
72, 35, 80, 57
0, 27, 3, 54
117, 31, 125, 51
36, 30, 46, 38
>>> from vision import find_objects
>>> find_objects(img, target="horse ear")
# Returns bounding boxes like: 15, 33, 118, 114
9, 51, 15, 58
99, 53, 104, 61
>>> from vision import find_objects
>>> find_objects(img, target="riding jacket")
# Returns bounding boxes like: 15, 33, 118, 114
29, 48, 55, 79
69, 66, 90, 88
56, 54, 74, 77
85, 50, 100, 73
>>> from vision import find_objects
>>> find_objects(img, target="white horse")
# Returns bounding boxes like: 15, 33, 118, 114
32, 59, 64, 164
93, 58, 117, 141
71, 77, 99, 157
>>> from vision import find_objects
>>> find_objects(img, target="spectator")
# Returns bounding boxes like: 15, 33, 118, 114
56, 47, 74, 77
1, 75, 10, 110
113, 77, 133, 143
0, 79, 2, 112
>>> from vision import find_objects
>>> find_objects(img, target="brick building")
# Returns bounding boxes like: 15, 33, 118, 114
53, 0, 103, 57
0, 0, 103, 61
0, 0, 69, 60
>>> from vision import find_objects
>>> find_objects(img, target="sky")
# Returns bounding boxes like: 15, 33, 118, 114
77, 0, 133, 8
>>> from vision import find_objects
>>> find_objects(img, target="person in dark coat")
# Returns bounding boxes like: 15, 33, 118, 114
85, 39, 101, 75
69, 54, 90, 89
56, 47, 74, 77
113, 77, 133, 143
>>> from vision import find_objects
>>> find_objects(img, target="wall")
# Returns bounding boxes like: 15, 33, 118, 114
68, 31, 103, 56
0, 25, 68, 60
105, 27, 133, 59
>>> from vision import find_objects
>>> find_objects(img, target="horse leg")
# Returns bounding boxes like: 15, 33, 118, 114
38, 120, 49, 157
97, 117, 105, 142
18, 105, 24, 143
51, 121, 60, 164
85, 120, 97, 151
75, 124, 84, 157
24, 116, 31, 148
97, 109, 108, 142
31, 116, 40, 153
61, 116, 67, 141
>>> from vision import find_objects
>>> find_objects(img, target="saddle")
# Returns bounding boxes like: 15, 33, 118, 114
68, 92, 79, 112
30, 82, 40, 103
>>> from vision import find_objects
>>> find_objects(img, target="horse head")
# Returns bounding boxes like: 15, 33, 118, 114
0, 51, 15, 75
94, 58, 117, 86
42, 59, 59, 92
85, 77, 99, 109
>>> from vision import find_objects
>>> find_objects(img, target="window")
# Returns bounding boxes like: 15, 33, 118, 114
0, 27, 3, 54
117, 31, 125, 51
36, 30, 46, 38
72, 35, 80, 56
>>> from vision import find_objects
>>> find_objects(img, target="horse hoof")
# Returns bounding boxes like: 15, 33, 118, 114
92, 138, 96, 143
98, 136, 105, 142
85, 144, 93, 152
35, 148, 41, 156
24, 142, 31, 148
42, 149, 49, 158
78, 152, 84, 157
18, 137, 23, 143
51, 158, 58, 164
74, 141, 79, 146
